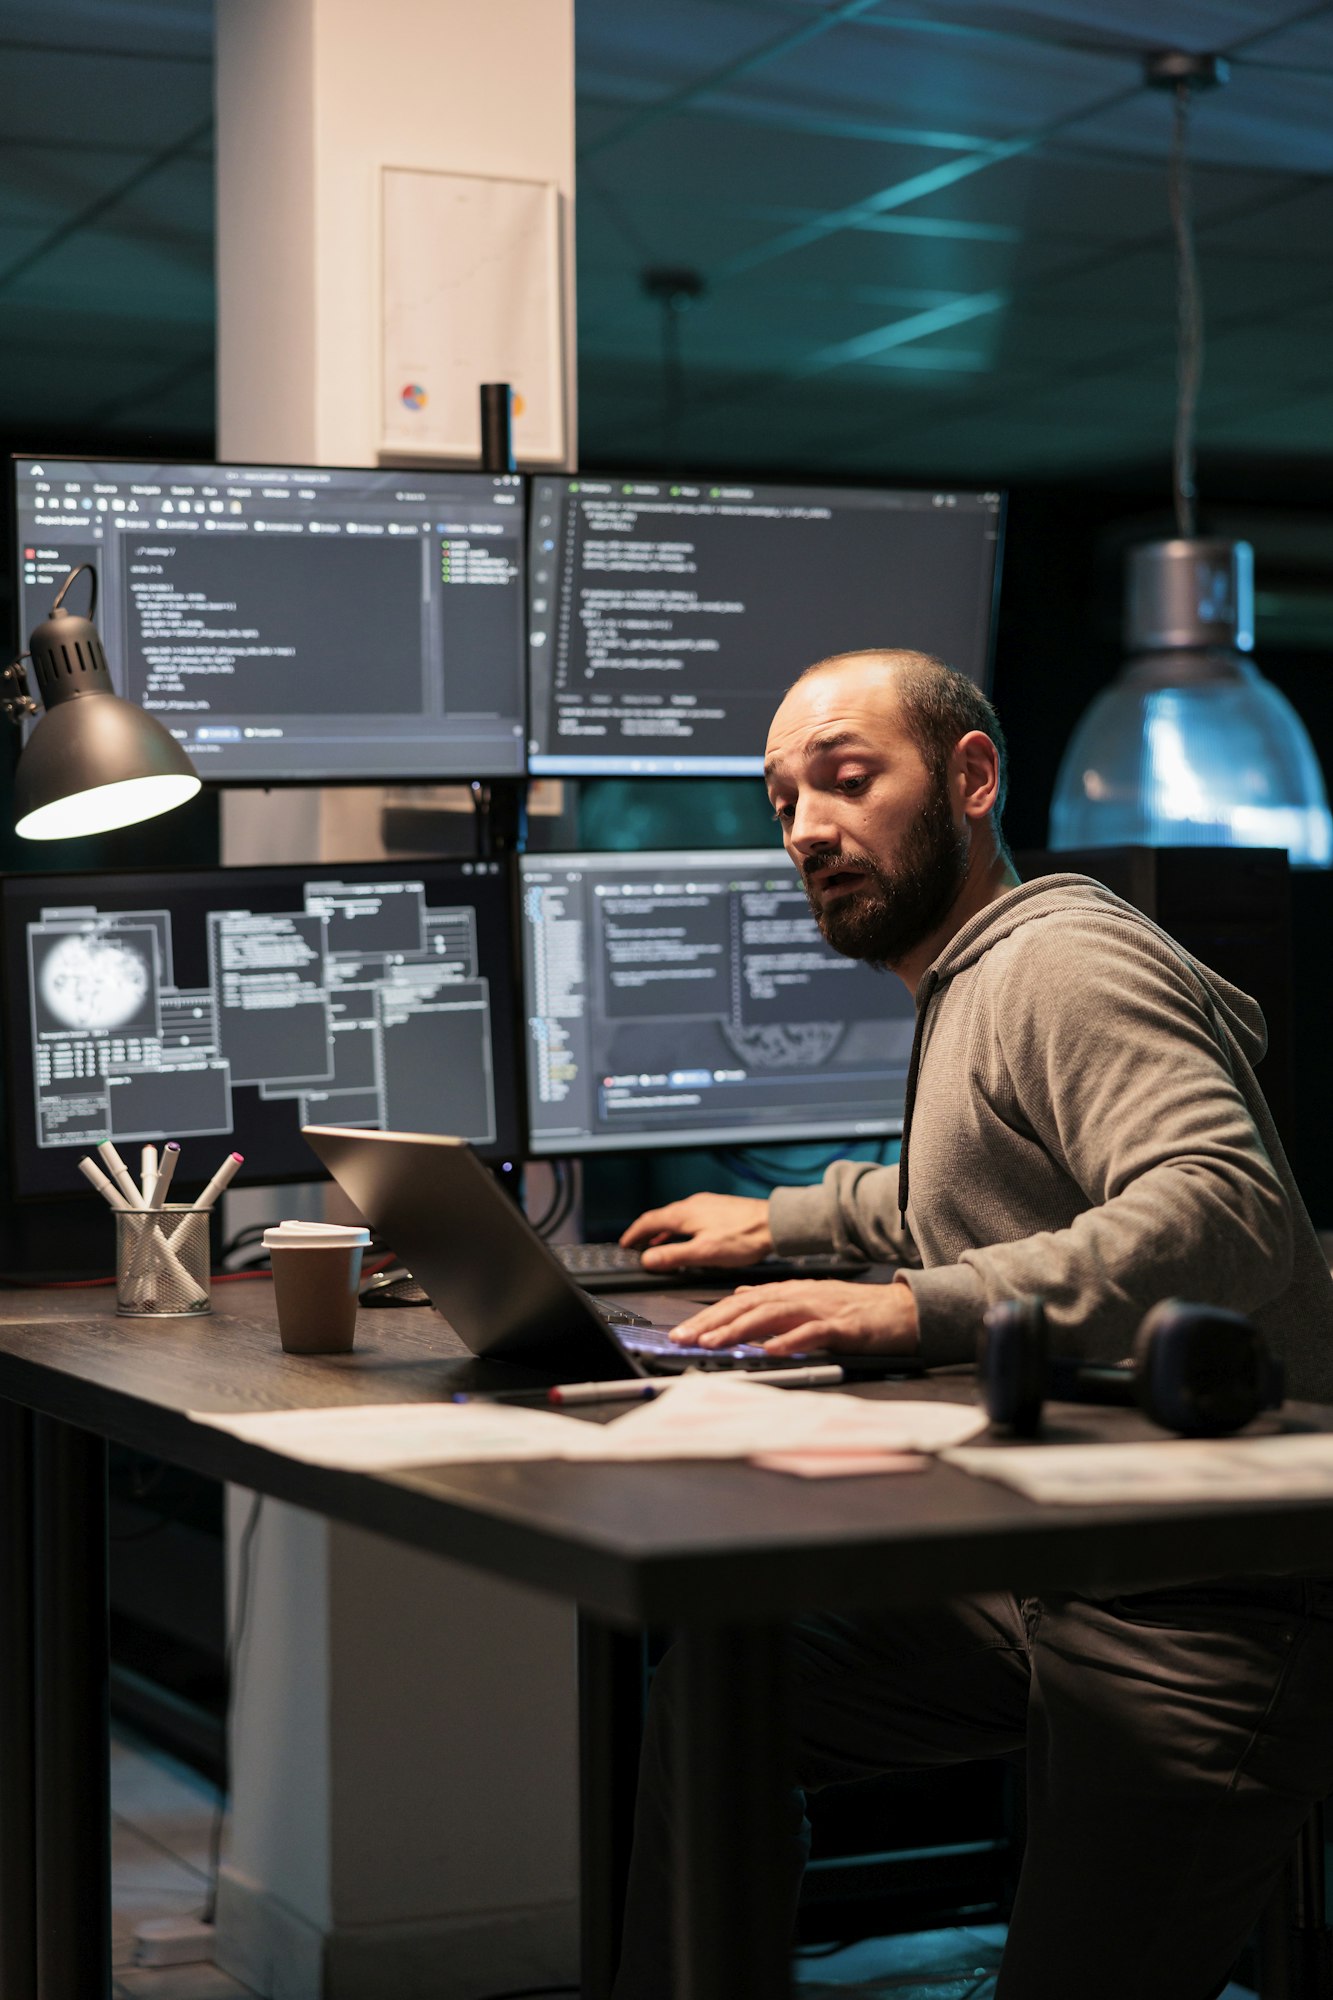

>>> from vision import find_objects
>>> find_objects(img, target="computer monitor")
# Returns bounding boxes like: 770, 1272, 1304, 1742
519, 848, 912, 1154
0, 858, 523, 1200
11, 457, 528, 781
526, 475, 1004, 776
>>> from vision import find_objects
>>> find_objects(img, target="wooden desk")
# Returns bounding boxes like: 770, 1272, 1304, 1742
2, 1286, 1332, 2000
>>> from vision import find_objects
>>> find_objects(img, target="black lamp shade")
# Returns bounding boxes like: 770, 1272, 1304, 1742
14, 602, 200, 839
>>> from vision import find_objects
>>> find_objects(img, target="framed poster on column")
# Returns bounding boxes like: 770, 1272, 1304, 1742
380, 166, 567, 465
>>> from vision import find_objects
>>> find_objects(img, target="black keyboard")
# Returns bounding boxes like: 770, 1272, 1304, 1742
555, 1240, 871, 1294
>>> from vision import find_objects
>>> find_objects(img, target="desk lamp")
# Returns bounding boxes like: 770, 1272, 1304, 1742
2, 564, 201, 840
1048, 51, 1332, 868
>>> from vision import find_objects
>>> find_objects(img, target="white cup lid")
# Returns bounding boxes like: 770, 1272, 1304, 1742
263, 1223, 370, 1248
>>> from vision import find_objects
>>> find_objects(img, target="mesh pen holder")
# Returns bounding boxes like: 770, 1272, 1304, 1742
115, 1206, 211, 1317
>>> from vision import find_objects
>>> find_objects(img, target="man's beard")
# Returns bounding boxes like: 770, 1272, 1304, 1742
802, 771, 969, 967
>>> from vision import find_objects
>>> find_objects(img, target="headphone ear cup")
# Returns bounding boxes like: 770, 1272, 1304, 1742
1134, 1300, 1278, 1437
980, 1296, 1048, 1437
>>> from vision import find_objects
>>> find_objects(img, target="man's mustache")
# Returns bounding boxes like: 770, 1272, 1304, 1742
802, 849, 880, 884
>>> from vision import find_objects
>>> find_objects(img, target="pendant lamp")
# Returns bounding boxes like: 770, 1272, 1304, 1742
1048, 53, 1332, 868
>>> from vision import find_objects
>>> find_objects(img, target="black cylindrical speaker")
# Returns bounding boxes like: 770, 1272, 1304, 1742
480, 383, 515, 472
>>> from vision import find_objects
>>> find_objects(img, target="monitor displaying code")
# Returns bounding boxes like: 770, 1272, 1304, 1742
12, 458, 528, 781
519, 849, 912, 1154
1, 859, 522, 1198
527, 476, 1003, 775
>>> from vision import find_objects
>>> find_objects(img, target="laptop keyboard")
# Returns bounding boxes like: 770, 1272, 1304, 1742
587, 1295, 655, 1329
585, 1290, 799, 1370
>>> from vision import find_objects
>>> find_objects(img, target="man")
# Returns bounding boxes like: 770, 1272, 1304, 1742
610, 649, 1333, 2000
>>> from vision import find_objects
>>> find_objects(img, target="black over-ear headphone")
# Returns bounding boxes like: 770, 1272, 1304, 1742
978, 1296, 1284, 1439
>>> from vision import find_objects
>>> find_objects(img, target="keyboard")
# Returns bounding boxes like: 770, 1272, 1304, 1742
585, 1295, 817, 1372
555, 1240, 870, 1294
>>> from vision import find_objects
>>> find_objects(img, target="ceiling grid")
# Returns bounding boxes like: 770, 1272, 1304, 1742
0, 0, 1325, 479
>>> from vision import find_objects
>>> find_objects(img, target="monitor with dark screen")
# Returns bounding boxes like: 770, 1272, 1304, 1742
519, 849, 911, 1154
526, 475, 1003, 776
0, 858, 522, 1198
12, 458, 527, 781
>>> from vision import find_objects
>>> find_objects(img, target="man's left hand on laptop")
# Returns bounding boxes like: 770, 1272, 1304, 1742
671, 1275, 920, 1356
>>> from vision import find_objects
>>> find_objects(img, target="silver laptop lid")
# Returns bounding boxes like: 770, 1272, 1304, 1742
302, 1126, 643, 1382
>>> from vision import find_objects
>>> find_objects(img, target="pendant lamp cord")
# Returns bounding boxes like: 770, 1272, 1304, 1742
1168, 79, 1203, 540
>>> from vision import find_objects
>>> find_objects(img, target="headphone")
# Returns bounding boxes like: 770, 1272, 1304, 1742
978, 1296, 1284, 1439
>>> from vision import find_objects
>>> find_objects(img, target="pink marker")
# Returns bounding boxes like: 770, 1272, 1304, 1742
191, 1151, 243, 1210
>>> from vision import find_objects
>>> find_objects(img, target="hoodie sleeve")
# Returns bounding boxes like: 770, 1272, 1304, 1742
769, 1161, 917, 1262
899, 918, 1294, 1366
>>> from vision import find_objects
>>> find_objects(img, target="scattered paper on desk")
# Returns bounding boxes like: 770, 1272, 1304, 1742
585, 1375, 988, 1461
188, 1401, 605, 1470
189, 1379, 986, 1471
943, 1432, 1333, 1506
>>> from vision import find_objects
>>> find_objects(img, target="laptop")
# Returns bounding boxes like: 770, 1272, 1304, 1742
301, 1126, 820, 1382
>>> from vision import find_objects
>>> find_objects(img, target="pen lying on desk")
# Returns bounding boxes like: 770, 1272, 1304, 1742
451, 1364, 847, 1407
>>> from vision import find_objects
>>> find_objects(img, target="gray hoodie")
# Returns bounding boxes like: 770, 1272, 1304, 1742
769, 874, 1333, 1400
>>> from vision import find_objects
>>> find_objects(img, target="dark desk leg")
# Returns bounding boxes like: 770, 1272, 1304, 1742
674, 1622, 791, 2000
0, 1402, 37, 2000
33, 1416, 111, 2000
578, 1615, 648, 2000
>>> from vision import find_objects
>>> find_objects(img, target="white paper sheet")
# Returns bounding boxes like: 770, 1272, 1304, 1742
189, 1400, 603, 1470
189, 1379, 987, 1472
586, 1375, 989, 1461
943, 1432, 1333, 1506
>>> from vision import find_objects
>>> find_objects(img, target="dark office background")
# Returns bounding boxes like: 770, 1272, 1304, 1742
0, 8, 1327, 1972
2, 1, 1331, 1182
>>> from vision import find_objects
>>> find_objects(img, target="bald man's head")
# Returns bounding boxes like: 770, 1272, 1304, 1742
792, 649, 1009, 830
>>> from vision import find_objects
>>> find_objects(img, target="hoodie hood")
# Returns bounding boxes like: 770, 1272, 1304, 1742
896, 872, 1269, 1227
922, 872, 1268, 1064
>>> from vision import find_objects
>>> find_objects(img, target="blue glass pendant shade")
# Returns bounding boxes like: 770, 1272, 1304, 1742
1049, 540, 1333, 869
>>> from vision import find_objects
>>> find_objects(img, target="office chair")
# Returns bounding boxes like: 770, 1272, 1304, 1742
1260, 1801, 1332, 2000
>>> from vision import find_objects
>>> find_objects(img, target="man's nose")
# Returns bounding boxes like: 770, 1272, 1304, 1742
787, 794, 840, 855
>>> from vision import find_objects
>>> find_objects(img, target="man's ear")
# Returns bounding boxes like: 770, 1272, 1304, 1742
956, 730, 1001, 821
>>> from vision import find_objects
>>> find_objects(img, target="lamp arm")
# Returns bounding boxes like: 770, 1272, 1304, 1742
51, 563, 97, 620
1, 656, 38, 726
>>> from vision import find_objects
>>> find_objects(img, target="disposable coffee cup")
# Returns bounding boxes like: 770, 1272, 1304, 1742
263, 1222, 370, 1354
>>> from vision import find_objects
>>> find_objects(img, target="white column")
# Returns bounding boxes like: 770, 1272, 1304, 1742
215, 0, 577, 469
212, 7, 580, 1995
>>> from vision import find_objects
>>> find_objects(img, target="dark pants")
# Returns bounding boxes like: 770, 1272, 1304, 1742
612, 1581, 1333, 2000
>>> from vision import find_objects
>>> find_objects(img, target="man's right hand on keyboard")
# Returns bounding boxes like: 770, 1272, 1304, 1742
619, 1193, 775, 1272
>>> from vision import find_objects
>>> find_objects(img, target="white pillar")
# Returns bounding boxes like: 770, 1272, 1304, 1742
215, 0, 577, 470
212, 7, 580, 1995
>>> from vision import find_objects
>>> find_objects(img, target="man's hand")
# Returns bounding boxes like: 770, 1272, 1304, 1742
619, 1193, 774, 1271
669, 1277, 921, 1357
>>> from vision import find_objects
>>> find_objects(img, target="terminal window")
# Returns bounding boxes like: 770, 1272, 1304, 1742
527, 477, 1003, 776
4, 860, 521, 1198
521, 850, 913, 1154
12, 458, 528, 782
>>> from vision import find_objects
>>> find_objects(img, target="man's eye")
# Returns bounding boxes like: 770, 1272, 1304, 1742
838, 775, 869, 794
771, 801, 794, 824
